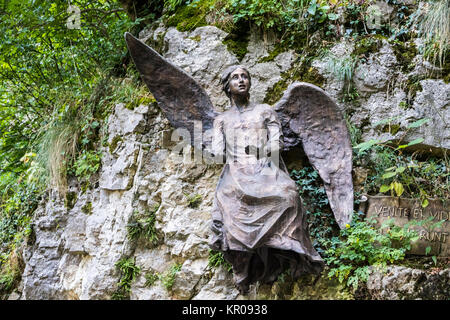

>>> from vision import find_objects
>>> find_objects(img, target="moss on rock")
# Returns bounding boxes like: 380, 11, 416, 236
189, 35, 202, 42
264, 64, 326, 105
390, 40, 418, 73
223, 36, 249, 61
166, 0, 214, 32
109, 135, 124, 154
258, 43, 287, 63
64, 191, 77, 210
81, 202, 93, 215
256, 270, 354, 300
405, 75, 424, 106
353, 35, 384, 59
222, 21, 250, 62
125, 93, 156, 111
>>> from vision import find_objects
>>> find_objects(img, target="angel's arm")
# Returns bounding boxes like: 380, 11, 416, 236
264, 106, 284, 156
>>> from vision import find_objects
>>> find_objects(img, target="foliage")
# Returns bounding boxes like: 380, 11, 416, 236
0, 249, 22, 298
166, 0, 214, 31
186, 193, 202, 208
0, 159, 39, 297
0, 0, 141, 295
143, 263, 183, 291
112, 257, 141, 300
144, 271, 160, 286
127, 204, 160, 246
0, 269, 16, 295
0, 0, 139, 187
0, 0, 137, 176
225, 0, 303, 31
208, 249, 233, 272
323, 51, 358, 94
321, 212, 421, 290
159, 263, 182, 291
291, 166, 340, 254
417, 0, 449, 67
73, 150, 102, 181
353, 117, 449, 205
165, 0, 187, 12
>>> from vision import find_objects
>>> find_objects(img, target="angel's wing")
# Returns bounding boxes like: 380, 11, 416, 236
274, 82, 354, 229
125, 33, 218, 140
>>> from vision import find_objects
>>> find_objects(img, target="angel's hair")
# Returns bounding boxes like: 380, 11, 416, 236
221, 65, 251, 99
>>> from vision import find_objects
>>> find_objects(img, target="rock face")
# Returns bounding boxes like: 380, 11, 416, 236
13, 24, 449, 300
353, 41, 398, 94
312, 39, 450, 153
366, 266, 450, 300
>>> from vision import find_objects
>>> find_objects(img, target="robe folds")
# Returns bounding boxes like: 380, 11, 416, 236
209, 103, 324, 293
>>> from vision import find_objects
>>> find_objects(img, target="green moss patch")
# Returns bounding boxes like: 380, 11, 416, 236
264, 65, 326, 105
390, 40, 418, 73
258, 43, 287, 63
353, 35, 384, 59
186, 193, 202, 208
109, 135, 123, 154
405, 75, 424, 106
81, 202, 93, 215
125, 93, 156, 111
189, 35, 201, 42
222, 21, 250, 62
223, 35, 249, 62
64, 191, 77, 210
166, 0, 215, 32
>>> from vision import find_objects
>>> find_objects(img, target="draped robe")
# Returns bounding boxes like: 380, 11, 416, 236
209, 103, 324, 293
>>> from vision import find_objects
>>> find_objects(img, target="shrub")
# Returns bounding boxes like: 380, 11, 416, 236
321, 213, 421, 290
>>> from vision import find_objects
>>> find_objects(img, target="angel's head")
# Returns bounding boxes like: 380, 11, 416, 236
221, 65, 251, 100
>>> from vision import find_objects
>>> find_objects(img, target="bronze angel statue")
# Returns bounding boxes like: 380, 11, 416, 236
125, 33, 354, 293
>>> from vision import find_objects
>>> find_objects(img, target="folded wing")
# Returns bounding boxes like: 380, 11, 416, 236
274, 82, 354, 229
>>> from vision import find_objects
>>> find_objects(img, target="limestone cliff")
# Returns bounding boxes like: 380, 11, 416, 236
9, 22, 449, 300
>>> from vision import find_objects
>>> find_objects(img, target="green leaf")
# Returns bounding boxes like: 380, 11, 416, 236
422, 199, 429, 208
327, 13, 338, 20
425, 246, 431, 255
379, 185, 392, 193
382, 171, 396, 179
373, 116, 400, 127
308, 4, 317, 15
395, 166, 406, 174
354, 139, 381, 152
432, 256, 437, 265
407, 138, 425, 147
393, 182, 404, 197
407, 118, 430, 129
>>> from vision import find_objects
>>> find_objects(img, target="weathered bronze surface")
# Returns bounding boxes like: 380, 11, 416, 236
125, 33, 354, 292
360, 196, 449, 257
275, 83, 353, 229
125, 32, 218, 139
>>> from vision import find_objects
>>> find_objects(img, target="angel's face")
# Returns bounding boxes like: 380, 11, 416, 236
229, 68, 250, 97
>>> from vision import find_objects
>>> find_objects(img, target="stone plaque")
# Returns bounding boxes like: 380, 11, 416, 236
359, 196, 449, 257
